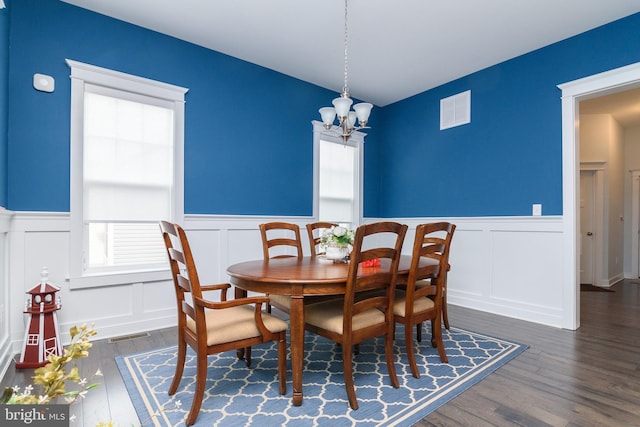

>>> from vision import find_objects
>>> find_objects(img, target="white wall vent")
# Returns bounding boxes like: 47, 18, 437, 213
440, 90, 471, 130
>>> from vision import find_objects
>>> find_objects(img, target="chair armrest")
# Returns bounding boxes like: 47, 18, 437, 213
192, 295, 270, 311
200, 283, 231, 301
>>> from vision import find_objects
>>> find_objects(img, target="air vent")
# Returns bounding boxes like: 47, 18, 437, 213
440, 90, 471, 130
108, 332, 150, 343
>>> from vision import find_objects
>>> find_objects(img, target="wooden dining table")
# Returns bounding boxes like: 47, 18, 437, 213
226, 254, 425, 406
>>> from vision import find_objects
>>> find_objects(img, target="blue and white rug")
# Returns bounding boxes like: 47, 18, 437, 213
116, 326, 526, 426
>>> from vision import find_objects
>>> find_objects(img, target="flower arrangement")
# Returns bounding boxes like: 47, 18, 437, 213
320, 225, 354, 248
2, 324, 100, 406
2, 324, 181, 426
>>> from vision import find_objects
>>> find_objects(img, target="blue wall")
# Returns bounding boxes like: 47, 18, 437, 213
6, 0, 349, 216
4, 1, 640, 218
0, 2, 8, 208
379, 12, 640, 217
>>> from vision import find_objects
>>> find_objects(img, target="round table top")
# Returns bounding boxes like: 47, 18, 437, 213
226, 255, 420, 283
227, 256, 356, 285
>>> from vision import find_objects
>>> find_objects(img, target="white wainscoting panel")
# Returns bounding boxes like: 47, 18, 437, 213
5, 212, 567, 357
0, 210, 13, 382
395, 217, 565, 327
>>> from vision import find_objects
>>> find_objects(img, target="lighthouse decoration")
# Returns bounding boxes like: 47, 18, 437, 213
16, 267, 63, 369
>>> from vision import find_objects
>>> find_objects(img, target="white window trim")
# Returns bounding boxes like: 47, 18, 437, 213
312, 121, 364, 225
67, 59, 187, 289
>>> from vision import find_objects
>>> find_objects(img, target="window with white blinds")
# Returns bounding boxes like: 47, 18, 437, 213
83, 89, 173, 270
318, 139, 357, 224
67, 60, 187, 287
313, 119, 364, 227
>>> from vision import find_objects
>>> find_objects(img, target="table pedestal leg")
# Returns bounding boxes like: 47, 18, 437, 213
290, 295, 304, 406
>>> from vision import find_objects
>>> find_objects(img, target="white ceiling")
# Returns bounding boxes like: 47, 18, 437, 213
61, 0, 640, 107
580, 87, 640, 128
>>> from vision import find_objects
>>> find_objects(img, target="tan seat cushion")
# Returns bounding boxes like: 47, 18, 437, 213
269, 294, 292, 310
392, 290, 435, 317
415, 279, 432, 288
186, 305, 288, 346
305, 299, 385, 334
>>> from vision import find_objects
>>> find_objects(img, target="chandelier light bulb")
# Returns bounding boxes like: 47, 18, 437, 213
353, 102, 372, 126
332, 97, 353, 118
319, 107, 337, 128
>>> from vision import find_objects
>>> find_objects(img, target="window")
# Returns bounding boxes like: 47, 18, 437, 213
27, 335, 39, 346
67, 60, 187, 288
313, 122, 364, 226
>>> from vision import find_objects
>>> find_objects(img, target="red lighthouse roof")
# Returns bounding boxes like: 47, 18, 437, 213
26, 267, 60, 294
26, 282, 60, 294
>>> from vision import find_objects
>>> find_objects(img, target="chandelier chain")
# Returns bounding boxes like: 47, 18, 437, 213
317, 0, 372, 142
342, 0, 349, 97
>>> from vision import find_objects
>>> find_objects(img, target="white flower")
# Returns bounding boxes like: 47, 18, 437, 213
70, 415, 76, 423
175, 400, 182, 408
37, 395, 49, 404
333, 226, 347, 237
24, 384, 33, 395
79, 378, 88, 386
95, 369, 103, 377
11, 385, 20, 393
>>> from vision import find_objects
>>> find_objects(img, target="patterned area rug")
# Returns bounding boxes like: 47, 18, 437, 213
116, 326, 526, 426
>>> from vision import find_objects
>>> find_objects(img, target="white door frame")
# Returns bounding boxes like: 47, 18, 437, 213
559, 62, 640, 330
631, 171, 640, 278
579, 164, 606, 286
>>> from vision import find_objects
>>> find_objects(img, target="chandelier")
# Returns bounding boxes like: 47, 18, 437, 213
318, 0, 372, 142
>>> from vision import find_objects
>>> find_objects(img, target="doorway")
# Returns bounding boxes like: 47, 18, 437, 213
560, 61, 640, 329
631, 171, 640, 278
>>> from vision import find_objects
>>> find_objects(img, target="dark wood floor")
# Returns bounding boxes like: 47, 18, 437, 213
3, 280, 640, 426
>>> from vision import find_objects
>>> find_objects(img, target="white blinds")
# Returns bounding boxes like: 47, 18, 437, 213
83, 89, 174, 222
319, 140, 356, 224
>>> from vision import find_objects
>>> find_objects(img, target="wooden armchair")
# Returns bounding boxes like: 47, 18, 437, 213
303, 221, 407, 409
160, 221, 287, 426
394, 222, 455, 378
306, 221, 338, 257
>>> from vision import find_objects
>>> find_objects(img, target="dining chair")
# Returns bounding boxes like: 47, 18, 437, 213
258, 222, 304, 313
306, 221, 338, 257
259, 222, 304, 260
303, 221, 408, 409
160, 221, 288, 426
415, 222, 456, 337
394, 222, 455, 378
